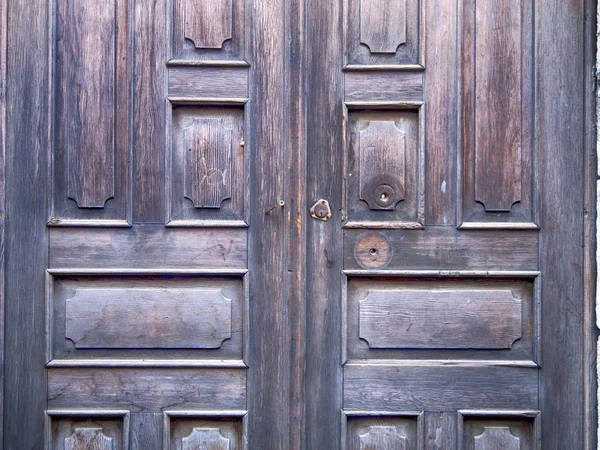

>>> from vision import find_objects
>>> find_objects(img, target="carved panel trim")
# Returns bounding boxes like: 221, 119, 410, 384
182, 427, 230, 449
360, 0, 407, 54
65, 428, 115, 450
358, 288, 523, 349
184, 0, 233, 49
359, 426, 407, 450
474, 427, 520, 450
359, 121, 406, 210
183, 117, 233, 208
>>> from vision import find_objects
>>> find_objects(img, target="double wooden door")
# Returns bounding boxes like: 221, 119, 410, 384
1, 0, 596, 448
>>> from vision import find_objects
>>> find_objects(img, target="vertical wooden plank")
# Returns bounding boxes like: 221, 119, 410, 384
129, 413, 163, 450
133, 0, 166, 223
423, 412, 457, 450
4, 0, 49, 446
247, 0, 289, 447
537, 0, 591, 448
286, 0, 307, 448
305, 0, 343, 447
0, 0, 6, 442
423, 0, 457, 226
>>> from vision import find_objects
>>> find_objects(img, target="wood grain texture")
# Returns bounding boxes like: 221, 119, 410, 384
474, 427, 520, 450
246, 0, 290, 446
184, 0, 232, 49
0, 0, 6, 439
344, 228, 539, 271
359, 288, 522, 350
359, 426, 406, 450
182, 428, 229, 450
58, 0, 115, 209
460, 0, 534, 226
537, 0, 592, 447
4, 0, 49, 444
183, 118, 232, 208
64, 428, 115, 450
133, 0, 167, 223
304, 0, 344, 446
423, 0, 457, 226
346, 278, 535, 362
48, 368, 246, 412
423, 412, 457, 450
346, 0, 419, 65
129, 413, 163, 450
168, 67, 248, 99
49, 225, 247, 269
344, 363, 538, 411
346, 110, 422, 225
359, 121, 405, 210
359, 0, 406, 54
65, 287, 232, 349
345, 71, 423, 103
473, 0, 522, 212
168, 106, 245, 224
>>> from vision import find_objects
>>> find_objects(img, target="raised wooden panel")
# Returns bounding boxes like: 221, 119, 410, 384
171, 0, 245, 62
51, 276, 244, 361
345, 414, 418, 450
460, 0, 535, 228
459, 412, 538, 450
49, 226, 247, 269
359, 288, 522, 349
344, 71, 423, 104
184, 0, 232, 49
48, 368, 246, 412
65, 287, 231, 350
168, 106, 246, 225
65, 428, 115, 450
344, 229, 539, 271
345, 0, 420, 66
344, 363, 538, 411
360, 0, 406, 54
49, 412, 129, 450
359, 121, 405, 210
346, 278, 534, 361
51, 0, 131, 225
345, 110, 422, 226
166, 413, 243, 450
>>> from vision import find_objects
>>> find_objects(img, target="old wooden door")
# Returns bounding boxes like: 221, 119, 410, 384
0, 0, 596, 449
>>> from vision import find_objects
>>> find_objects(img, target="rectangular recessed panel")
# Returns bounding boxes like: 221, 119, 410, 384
347, 278, 534, 361
48, 368, 246, 412
360, 288, 521, 350
459, 412, 538, 450
345, 414, 419, 450
167, 415, 243, 450
344, 363, 538, 411
51, 276, 244, 360
49, 412, 129, 450
345, 71, 423, 103
65, 287, 231, 350
49, 226, 247, 269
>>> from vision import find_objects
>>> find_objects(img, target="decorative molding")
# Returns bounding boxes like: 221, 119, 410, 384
359, 426, 406, 449
474, 427, 520, 450
184, 0, 233, 49
64, 428, 114, 450
359, 0, 406, 54
182, 427, 230, 449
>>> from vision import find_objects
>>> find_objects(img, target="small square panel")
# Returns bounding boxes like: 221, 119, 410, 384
167, 105, 247, 226
459, 411, 539, 450
165, 412, 245, 450
344, 412, 420, 450
345, 110, 423, 227
48, 410, 129, 450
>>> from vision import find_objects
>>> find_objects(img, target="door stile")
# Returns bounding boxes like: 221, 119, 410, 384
304, 0, 345, 448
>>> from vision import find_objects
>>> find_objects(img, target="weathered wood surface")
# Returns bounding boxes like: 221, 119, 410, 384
65, 287, 232, 349
48, 368, 246, 412
344, 363, 538, 411
344, 228, 539, 271
359, 288, 522, 349
184, 0, 233, 49
359, 0, 406, 54
344, 71, 423, 103
168, 67, 248, 99
49, 226, 247, 269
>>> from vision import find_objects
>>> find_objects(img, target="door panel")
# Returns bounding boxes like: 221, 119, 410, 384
2, 0, 596, 448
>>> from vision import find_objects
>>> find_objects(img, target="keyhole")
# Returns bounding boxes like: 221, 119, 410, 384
369, 248, 377, 256
380, 192, 388, 200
